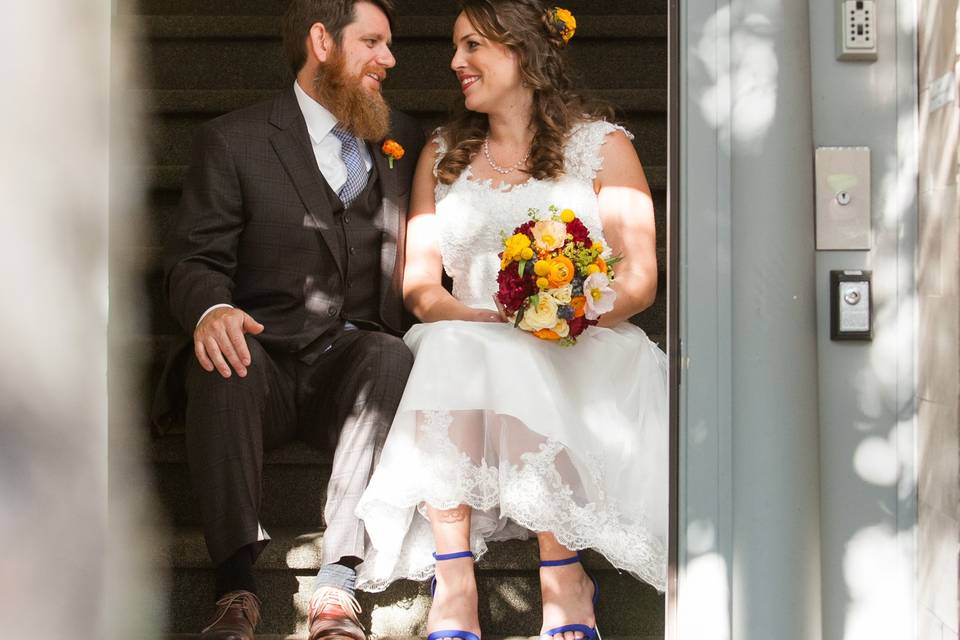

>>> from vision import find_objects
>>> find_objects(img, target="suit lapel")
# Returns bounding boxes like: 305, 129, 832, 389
269, 89, 346, 279
370, 138, 402, 320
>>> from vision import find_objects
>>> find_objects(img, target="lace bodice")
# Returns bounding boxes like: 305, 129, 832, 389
432, 120, 633, 309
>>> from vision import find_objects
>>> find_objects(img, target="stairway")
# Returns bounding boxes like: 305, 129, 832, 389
118, 0, 668, 637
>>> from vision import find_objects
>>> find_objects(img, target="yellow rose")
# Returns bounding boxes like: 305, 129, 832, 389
548, 284, 573, 304
552, 319, 570, 337
518, 294, 559, 331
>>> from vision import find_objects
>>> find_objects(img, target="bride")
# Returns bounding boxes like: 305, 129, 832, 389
355, 2, 668, 639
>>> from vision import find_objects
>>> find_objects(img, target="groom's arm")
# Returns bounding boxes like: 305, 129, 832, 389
164, 121, 243, 334
163, 121, 264, 378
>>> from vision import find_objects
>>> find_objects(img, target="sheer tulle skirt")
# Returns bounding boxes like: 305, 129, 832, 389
354, 320, 668, 593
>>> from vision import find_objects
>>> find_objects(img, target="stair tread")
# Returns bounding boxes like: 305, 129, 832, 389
127, 14, 666, 39
146, 163, 667, 192
122, 0, 666, 16
168, 635, 658, 640
165, 567, 662, 636
134, 88, 667, 114
163, 527, 632, 571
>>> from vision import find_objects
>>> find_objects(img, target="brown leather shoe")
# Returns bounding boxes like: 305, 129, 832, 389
307, 586, 365, 640
200, 590, 261, 640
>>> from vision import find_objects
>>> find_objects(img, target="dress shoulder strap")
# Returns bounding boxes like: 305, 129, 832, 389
431, 127, 448, 178
564, 120, 635, 183
431, 128, 453, 201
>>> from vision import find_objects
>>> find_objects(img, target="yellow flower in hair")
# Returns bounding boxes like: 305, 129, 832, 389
552, 7, 577, 44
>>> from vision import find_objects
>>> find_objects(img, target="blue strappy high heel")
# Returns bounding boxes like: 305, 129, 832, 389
427, 550, 481, 640
539, 553, 601, 640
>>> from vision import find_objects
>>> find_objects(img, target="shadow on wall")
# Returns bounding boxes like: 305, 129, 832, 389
0, 3, 162, 639
685, 2, 917, 640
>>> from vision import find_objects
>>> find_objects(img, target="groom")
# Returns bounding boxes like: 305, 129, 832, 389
152, 1, 424, 638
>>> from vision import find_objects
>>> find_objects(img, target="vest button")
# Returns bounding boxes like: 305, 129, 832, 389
349, 247, 357, 255
327, 307, 338, 317
343, 215, 351, 224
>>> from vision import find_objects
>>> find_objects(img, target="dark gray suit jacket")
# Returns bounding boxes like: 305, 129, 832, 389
153, 87, 425, 430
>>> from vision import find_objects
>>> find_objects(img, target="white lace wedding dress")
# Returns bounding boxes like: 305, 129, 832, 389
354, 120, 668, 592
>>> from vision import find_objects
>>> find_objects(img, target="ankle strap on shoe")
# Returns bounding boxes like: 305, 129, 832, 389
433, 550, 473, 561
539, 553, 581, 567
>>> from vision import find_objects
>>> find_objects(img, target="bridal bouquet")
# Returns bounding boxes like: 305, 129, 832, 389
495, 206, 618, 346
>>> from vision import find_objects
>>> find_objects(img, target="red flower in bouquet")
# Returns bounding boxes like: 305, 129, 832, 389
565, 216, 591, 244
496, 265, 535, 312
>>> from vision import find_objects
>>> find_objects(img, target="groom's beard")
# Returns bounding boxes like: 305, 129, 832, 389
314, 49, 391, 141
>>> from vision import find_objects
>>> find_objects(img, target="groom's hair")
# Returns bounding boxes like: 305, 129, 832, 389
282, 0, 395, 75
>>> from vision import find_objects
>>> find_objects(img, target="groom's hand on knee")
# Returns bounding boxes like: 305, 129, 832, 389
193, 307, 264, 378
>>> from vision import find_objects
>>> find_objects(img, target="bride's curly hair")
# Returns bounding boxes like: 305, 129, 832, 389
436, 0, 612, 185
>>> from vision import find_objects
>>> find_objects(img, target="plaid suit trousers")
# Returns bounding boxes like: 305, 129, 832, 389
183, 329, 413, 566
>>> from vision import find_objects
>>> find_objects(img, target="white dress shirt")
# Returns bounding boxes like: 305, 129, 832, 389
196, 81, 373, 326
293, 79, 373, 192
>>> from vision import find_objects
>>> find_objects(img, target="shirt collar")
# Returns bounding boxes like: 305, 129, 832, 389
293, 80, 337, 145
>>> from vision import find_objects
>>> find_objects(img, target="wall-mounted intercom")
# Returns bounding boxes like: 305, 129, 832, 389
830, 270, 873, 340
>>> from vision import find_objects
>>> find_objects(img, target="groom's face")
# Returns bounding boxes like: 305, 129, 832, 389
332, 1, 395, 96
312, 2, 394, 140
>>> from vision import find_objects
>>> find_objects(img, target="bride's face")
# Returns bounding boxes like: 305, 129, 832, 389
450, 12, 527, 114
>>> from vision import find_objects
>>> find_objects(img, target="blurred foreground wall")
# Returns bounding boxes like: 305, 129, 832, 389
0, 2, 160, 638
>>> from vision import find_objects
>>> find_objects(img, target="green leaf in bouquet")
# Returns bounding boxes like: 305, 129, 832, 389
514, 304, 526, 328
518, 259, 527, 276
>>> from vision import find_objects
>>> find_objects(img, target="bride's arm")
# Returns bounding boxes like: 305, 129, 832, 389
593, 129, 659, 328
403, 141, 502, 323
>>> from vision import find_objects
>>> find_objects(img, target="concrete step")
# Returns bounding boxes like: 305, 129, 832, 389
136, 38, 664, 92
137, 166, 667, 269
166, 633, 663, 640
135, 88, 667, 115
143, 162, 667, 195
160, 531, 663, 636
140, 106, 666, 184
137, 185, 667, 270
121, 0, 667, 17
152, 434, 330, 527
128, 14, 667, 40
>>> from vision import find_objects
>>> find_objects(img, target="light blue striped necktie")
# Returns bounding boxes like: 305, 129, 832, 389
330, 125, 367, 207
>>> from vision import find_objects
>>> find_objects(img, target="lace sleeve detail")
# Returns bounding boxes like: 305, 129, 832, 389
564, 120, 634, 183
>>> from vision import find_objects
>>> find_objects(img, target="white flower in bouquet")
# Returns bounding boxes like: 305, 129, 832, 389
518, 293, 560, 331
583, 272, 616, 320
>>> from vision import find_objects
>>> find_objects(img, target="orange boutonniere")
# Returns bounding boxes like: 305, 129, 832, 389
381, 139, 405, 168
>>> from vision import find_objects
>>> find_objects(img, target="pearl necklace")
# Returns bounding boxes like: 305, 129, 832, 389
482, 136, 530, 175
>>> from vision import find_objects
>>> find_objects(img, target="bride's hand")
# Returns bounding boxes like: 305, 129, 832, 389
465, 308, 505, 323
